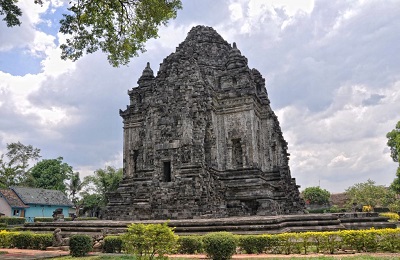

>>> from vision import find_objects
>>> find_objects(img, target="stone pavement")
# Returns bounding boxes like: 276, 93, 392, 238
0, 248, 69, 259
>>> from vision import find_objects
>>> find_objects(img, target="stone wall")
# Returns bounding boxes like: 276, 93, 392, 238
106, 26, 305, 220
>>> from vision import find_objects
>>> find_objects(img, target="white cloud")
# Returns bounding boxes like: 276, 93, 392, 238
0, 0, 399, 194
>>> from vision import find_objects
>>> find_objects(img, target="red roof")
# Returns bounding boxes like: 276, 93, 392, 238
0, 189, 29, 208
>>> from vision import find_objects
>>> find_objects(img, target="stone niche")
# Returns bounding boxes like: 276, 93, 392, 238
106, 25, 305, 220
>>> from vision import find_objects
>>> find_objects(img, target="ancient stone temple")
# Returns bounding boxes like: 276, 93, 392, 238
106, 26, 305, 220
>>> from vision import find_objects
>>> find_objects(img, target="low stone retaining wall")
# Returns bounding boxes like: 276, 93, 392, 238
22, 213, 396, 237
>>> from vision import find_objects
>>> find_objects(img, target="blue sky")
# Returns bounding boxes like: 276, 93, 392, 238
1, 0, 399, 193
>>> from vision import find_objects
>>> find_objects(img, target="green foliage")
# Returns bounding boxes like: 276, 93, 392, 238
0, 142, 41, 188
202, 232, 237, 260
302, 186, 331, 205
237, 235, 269, 254
30, 157, 73, 192
345, 179, 397, 208
83, 166, 123, 208
387, 121, 400, 194
58, 0, 182, 67
31, 233, 53, 250
0, 0, 22, 26
122, 222, 178, 259
0, 217, 25, 225
34, 217, 73, 222
177, 236, 203, 254
69, 234, 92, 257
13, 232, 34, 249
103, 236, 123, 253
380, 212, 400, 222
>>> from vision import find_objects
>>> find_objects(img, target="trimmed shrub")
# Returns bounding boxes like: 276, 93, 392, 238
380, 212, 399, 222
122, 222, 178, 259
34, 217, 73, 222
178, 236, 203, 254
202, 232, 237, 260
0, 217, 25, 225
32, 234, 53, 250
34, 217, 54, 222
238, 235, 268, 254
13, 232, 34, 249
103, 236, 123, 253
69, 234, 92, 257
0, 230, 17, 248
0, 223, 7, 229
76, 217, 98, 221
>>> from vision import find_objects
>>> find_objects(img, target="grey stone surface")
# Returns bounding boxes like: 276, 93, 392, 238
106, 25, 305, 220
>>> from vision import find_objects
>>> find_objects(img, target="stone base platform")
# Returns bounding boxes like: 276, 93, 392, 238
22, 213, 396, 236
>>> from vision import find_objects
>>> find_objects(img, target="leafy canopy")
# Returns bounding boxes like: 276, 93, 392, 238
386, 121, 400, 193
83, 166, 122, 206
1, 0, 182, 66
301, 186, 330, 205
345, 179, 397, 208
30, 157, 73, 192
0, 142, 41, 188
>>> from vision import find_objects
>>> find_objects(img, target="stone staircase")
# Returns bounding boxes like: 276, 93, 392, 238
22, 213, 396, 237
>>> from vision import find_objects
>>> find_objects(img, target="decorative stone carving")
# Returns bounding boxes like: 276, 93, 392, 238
106, 25, 305, 220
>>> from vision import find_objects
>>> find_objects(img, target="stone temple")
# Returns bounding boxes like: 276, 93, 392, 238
106, 26, 305, 220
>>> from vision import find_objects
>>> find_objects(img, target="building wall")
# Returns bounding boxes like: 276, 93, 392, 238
0, 196, 12, 216
24, 205, 71, 222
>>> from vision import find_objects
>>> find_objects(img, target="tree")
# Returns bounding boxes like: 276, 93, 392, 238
345, 179, 397, 208
1, 0, 182, 66
301, 186, 331, 205
66, 172, 88, 215
386, 121, 400, 193
83, 166, 122, 206
0, 142, 41, 187
30, 157, 73, 192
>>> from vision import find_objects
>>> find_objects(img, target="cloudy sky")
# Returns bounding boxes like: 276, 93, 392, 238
1, 0, 399, 193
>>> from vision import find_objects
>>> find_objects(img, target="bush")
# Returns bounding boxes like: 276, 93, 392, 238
380, 212, 399, 222
32, 234, 53, 250
103, 236, 123, 253
0, 230, 17, 248
202, 232, 237, 260
178, 236, 203, 254
13, 232, 34, 249
34, 217, 54, 222
238, 235, 268, 254
0, 223, 7, 229
122, 222, 178, 259
34, 217, 73, 222
69, 234, 92, 257
0, 217, 25, 225
76, 217, 98, 221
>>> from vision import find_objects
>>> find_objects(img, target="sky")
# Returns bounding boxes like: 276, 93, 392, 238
0, 0, 399, 193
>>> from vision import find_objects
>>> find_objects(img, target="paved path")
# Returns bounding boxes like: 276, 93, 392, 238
0, 248, 69, 259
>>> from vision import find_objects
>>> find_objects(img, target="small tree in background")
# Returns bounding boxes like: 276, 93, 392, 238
0, 142, 41, 188
387, 121, 400, 194
345, 179, 397, 209
302, 186, 330, 205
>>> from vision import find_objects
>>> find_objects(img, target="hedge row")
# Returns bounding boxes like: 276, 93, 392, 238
34, 217, 98, 222
1, 228, 399, 256
102, 228, 400, 255
0, 231, 52, 250
0, 217, 25, 225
